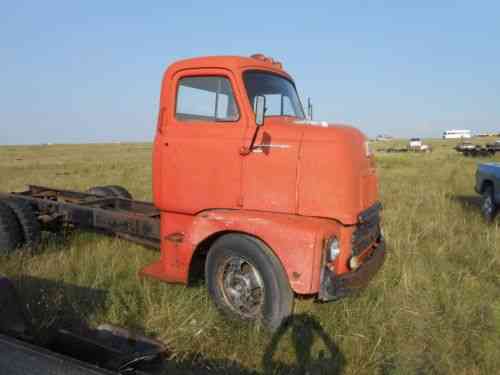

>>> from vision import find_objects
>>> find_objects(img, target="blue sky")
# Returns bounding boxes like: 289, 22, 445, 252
1, 1, 499, 144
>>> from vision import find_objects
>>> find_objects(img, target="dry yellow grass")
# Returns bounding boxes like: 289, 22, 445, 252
1, 139, 500, 374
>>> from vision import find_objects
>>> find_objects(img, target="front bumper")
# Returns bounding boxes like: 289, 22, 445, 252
317, 237, 386, 301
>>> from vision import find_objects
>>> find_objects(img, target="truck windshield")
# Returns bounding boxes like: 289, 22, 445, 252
243, 71, 305, 120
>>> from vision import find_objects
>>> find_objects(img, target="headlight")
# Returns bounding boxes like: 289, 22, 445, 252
365, 141, 372, 157
326, 237, 340, 262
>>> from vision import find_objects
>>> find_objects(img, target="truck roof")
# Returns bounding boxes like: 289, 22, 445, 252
166, 55, 292, 80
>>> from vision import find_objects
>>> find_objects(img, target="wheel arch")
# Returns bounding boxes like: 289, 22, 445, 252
188, 230, 282, 285
480, 179, 494, 194
184, 209, 338, 295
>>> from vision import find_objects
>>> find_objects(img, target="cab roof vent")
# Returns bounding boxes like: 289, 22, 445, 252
250, 54, 283, 69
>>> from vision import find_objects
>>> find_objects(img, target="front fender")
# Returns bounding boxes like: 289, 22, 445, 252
187, 210, 341, 294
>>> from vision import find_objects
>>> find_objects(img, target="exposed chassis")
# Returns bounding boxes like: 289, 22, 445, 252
0, 185, 161, 249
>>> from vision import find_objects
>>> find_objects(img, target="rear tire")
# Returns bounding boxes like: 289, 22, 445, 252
481, 185, 496, 222
0, 201, 23, 255
3, 198, 41, 250
205, 234, 294, 331
104, 185, 132, 199
86, 186, 115, 197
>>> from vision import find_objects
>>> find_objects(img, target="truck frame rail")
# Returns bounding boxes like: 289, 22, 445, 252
0, 185, 161, 249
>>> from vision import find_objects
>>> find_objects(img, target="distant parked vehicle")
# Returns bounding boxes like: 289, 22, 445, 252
375, 134, 393, 142
408, 138, 431, 152
443, 129, 472, 139
408, 138, 422, 148
455, 142, 479, 154
455, 141, 500, 157
475, 163, 500, 221
485, 140, 500, 152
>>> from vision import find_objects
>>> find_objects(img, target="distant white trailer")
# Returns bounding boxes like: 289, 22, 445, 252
442, 129, 472, 139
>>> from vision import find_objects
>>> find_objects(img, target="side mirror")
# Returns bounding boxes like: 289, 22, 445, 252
254, 96, 266, 126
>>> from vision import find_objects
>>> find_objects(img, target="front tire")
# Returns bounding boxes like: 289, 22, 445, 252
481, 185, 496, 222
205, 234, 293, 331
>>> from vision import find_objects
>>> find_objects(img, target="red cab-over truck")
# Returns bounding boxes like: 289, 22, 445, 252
0, 54, 385, 330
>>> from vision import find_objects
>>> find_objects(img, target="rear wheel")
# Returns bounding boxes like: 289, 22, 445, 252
86, 186, 115, 197
481, 185, 496, 222
205, 234, 293, 331
104, 185, 132, 199
0, 201, 23, 255
3, 198, 41, 250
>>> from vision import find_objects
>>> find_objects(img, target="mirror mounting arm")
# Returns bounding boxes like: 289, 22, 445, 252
240, 126, 262, 155
241, 95, 266, 156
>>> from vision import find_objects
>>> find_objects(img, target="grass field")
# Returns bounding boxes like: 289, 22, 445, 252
1, 139, 500, 374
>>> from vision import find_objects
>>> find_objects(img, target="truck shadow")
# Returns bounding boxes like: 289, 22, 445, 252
450, 195, 482, 213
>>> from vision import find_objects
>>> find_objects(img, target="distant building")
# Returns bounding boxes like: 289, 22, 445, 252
442, 129, 472, 139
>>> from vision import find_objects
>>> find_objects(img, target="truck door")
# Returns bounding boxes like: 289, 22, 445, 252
240, 71, 304, 214
241, 120, 301, 214
156, 70, 246, 213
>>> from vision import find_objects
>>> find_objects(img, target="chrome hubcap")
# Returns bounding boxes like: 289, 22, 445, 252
219, 256, 264, 318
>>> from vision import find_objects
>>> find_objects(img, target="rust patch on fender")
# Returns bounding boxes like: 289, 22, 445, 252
164, 232, 184, 244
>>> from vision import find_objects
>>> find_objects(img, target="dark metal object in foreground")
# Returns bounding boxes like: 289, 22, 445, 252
0, 334, 117, 375
0, 277, 165, 375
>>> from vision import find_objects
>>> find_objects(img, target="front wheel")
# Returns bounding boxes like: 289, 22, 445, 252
205, 234, 293, 331
481, 185, 496, 222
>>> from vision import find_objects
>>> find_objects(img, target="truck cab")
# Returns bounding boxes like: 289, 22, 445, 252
144, 54, 385, 329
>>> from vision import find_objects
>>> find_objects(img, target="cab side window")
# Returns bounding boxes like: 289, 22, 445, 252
175, 76, 239, 122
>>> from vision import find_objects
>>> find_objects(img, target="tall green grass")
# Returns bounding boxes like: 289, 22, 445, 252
1, 140, 499, 374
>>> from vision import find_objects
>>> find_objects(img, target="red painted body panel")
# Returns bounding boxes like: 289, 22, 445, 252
141, 209, 342, 294
147, 55, 382, 296
296, 122, 378, 224
241, 120, 302, 213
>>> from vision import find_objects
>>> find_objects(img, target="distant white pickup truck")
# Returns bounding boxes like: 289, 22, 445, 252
475, 163, 500, 221
408, 138, 431, 152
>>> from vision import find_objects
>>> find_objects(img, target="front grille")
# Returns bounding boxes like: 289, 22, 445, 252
352, 203, 381, 256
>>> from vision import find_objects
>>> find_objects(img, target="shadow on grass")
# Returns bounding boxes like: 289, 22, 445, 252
161, 314, 345, 374
262, 314, 345, 375
449, 195, 482, 213
4, 277, 345, 374
10, 275, 108, 339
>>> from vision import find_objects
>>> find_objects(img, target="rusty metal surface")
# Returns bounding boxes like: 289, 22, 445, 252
352, 204, 381, 257
2, 186, 161, 248
318, 238, 385, 301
